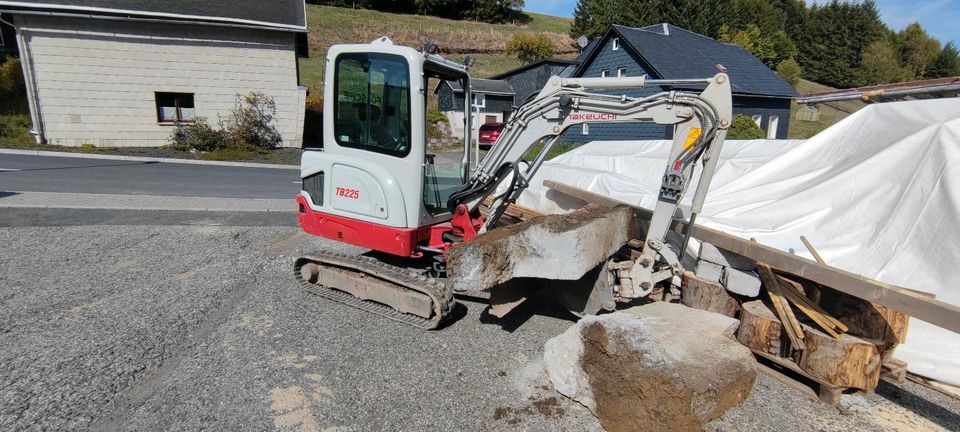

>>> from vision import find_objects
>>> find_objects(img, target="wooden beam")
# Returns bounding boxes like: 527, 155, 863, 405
543, 180, 960, 335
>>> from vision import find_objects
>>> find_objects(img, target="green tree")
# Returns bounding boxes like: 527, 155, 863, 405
718, 24, 796, 67
776, 58, 803, 85
0, 58, 29, 116
506, 32, 556, 63
928, 42, 960, 78
728, 114, 765, 139
795, 0, 886, 88
898, 23, 941, 79
857, 39, 908, 85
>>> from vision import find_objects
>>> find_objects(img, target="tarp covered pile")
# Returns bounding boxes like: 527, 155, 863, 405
519, 98, 960, 386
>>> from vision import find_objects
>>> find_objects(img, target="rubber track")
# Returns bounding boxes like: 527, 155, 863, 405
293, 251, 455, 330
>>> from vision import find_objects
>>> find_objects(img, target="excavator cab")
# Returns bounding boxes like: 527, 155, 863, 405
298, 38, 476, 257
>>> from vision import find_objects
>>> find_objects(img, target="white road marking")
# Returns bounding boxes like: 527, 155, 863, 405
292, 181, 301, 184
0, 168, 21, 172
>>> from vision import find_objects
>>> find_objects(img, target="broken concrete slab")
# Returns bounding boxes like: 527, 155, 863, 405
722, 266, 762, 297
446, 205, 635, 292
699, 242, 757, 270
544, 302, 756, 432
695, 259, 723, 283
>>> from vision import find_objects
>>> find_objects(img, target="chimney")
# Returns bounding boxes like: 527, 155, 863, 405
662, 23, 669, 35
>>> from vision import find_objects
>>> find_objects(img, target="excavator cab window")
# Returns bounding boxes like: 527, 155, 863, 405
333, 53, 411, 157
422, 70, 469, 216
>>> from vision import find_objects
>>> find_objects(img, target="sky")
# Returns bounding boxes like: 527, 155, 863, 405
523, 0, 959, 45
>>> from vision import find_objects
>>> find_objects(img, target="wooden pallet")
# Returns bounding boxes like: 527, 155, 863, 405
881, 359, 908, 385
752, 349, 850, 404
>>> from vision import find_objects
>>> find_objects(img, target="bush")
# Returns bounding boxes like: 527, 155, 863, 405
170, 117, 226, 152
727, 114, 765, 140
776, 58, 803, 86
222, 91, 283, 149
505, 32, 555, 64
0, 114, 36, 148
426, 108, 448, 125
0, 58, 29, 115
169, 91, 282, 152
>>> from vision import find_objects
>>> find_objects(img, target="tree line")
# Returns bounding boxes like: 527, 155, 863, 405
570, 0, 959, 88
307, 0, 527, 24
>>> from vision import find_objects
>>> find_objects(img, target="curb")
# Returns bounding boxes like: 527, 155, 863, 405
0, 148, 300, 170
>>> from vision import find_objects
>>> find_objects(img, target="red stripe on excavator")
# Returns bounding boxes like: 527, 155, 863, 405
296, 195, 429, 257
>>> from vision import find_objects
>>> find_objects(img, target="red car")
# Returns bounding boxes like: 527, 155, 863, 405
478, 122, 505, 149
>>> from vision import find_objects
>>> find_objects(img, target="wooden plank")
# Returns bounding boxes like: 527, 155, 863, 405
776, 274, 849, 332
543, 180, 960, 335
752, 349, 843, 405
760, 263, 805, 349
780, 285, 843, 338
801, 235, 827, 264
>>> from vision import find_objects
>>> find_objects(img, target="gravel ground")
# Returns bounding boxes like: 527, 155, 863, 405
1, 220, 958, 431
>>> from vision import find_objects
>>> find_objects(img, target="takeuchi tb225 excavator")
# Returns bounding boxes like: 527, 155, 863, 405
294, 38, 732, 329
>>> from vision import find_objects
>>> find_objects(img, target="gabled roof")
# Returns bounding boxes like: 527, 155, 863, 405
0, 0, 307, 32
444, 78, 515, 96
577, 24, 798, 98
489, 58, 574, 80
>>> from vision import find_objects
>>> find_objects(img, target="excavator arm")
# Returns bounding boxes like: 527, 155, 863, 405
449, 72, 733, 297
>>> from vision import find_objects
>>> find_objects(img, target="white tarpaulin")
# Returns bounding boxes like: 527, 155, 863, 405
519, 98, 960, 386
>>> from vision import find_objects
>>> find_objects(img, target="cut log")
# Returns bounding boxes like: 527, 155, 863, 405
823, 291, 910, 344
737, 300, 782, 356
797, 324, 881, 390
681, 271, 739, 318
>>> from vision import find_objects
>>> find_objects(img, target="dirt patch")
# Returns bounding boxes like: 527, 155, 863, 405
493, 393, 567, 425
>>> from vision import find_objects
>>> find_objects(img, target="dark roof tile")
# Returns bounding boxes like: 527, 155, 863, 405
610, 24, 797, 98
0, 0, 306, 30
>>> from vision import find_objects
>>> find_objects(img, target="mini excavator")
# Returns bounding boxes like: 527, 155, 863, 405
294, 38, 732, 329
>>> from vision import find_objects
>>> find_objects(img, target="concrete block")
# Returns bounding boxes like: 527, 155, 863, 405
699, 242, 756, 271
695, 260, 723, 283
722, 267, 762, 297
445, 205, 635, 292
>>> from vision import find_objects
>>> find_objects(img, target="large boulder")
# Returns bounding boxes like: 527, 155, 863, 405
544, 302, 756, 432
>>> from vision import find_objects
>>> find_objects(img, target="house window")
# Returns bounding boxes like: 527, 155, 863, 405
155, 92, 195, 124
612, 37, 619, 51
751, 115, 762, 128
472, 93, 486, 108
767, 116, 779, 139
617, 67, 626, 77
601, 69, 609, 78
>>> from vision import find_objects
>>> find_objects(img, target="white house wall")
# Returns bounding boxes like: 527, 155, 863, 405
15, 15, 305, 147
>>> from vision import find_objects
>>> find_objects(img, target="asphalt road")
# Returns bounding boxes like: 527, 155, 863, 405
0, 154, 298, 198
2, 210, 959, 432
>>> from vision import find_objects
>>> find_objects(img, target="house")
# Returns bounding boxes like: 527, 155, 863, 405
489, 58, 574, 106
0, 0, 308, 147
561, 24, 798, 142
436, 78, 515, 142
